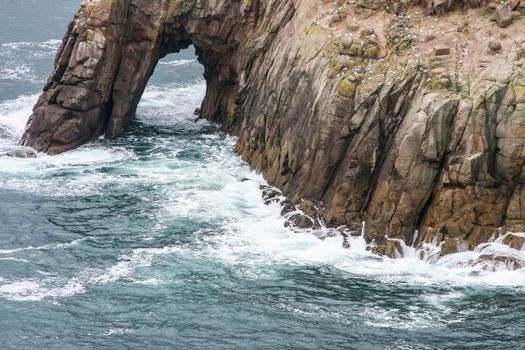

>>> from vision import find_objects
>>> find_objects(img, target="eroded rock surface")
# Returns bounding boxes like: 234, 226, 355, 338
20, 0, 525, 255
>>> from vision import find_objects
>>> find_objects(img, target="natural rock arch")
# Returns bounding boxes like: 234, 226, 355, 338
20, 0, 254, 154
19, 0, 525, 256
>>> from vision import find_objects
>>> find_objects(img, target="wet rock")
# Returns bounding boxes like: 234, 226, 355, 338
280, 201, 296, 216
2, 147, 38, 158
286, 213, 315, 229
469, 254, 525, 271
440, 237, 469, 256
260, 185, 282, 205
502, 233, 525, 250
369, 238, 405, 258
17, 0, 525, 256
285, 200, 323, 229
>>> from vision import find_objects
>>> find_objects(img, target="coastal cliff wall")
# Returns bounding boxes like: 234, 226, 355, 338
19, 0, 525, 256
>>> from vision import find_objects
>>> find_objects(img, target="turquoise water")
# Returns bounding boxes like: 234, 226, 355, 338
1, 1, 525, 349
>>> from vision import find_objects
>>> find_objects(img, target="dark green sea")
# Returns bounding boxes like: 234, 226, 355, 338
0, 1, 524, 349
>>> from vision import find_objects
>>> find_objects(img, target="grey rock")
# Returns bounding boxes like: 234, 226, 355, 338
2, 147, 38, 158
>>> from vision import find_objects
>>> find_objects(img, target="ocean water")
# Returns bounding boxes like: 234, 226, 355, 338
1, 1, 525, 349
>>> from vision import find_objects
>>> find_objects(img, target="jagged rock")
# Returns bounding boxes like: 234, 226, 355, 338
17, 0, 525, 255
468, 254, 525, 271
440, 237, 469, 256
285, 200, 323, 229
287, 214, 316, 229
260, 185, 282, 205
369, 238, 405, 258
502, 233, 525, 250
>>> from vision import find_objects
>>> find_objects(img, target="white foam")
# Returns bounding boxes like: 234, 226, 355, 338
1, 39, 61, 51
0, 65, 36, 81
137, 81, 206, 127
90, 246, 183, 284
158, 59, 197, 67
0, 76, 523, 306
0, 239, 84, 255
104, 328, 132, 336
0, 40, 60, 82
0, 94, 38, 139
0, 278, 85, 302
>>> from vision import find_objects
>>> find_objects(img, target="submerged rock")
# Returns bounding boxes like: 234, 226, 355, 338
1, 146, 37, 158
18, 0, 525, 254
284, 200, 324, 230
466, 254, 525, 271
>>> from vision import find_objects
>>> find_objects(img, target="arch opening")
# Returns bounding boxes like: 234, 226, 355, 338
19, 0, 246, 154
132, 46, 205, 130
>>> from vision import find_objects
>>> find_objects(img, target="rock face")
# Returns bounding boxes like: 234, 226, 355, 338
20, 0, 525, 254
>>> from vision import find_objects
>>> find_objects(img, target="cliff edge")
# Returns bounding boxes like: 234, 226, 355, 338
19, 0, 525, 256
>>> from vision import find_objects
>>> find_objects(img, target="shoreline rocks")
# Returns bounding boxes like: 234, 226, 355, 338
18, 0, 525, 257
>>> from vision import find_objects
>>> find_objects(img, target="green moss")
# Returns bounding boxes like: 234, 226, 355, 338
338, 79, 356, 97
86, 30, 95, 41
268, 23, 279, 34
86, 5, 96, 17
345, 23, 359, 32
169, 0, 181, 16
363, 45, 379, 58
333, 62, 342, 72
430, 76, 450, 90
342, 59, 356, 69
304, 23, 321, 35
514, 86, 525, 95
327, 69, 339, 79
348, 43, 361, 56
515, 85, 525, 103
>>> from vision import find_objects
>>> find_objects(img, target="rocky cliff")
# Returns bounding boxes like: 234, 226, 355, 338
19, 0, 525, 256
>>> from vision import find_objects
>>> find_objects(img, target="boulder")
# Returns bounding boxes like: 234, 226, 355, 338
495, 4, 514, 28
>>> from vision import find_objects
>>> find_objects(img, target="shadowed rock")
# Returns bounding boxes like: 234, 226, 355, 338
19, 0, 525, 255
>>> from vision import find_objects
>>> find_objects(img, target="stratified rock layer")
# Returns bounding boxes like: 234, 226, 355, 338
20, 0, 525, 253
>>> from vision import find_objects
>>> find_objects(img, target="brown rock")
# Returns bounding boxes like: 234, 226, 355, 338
370, 238, 405, 258
440, 237, 469, 256
502, 233, 525, 250
474, 254, 525, 271
434, 47, 451, 56
17, 0, 525, 257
